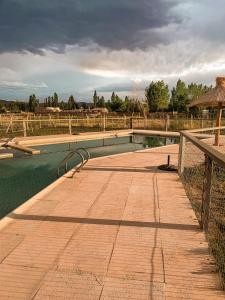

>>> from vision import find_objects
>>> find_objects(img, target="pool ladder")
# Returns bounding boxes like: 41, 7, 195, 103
57, 148, 90, 178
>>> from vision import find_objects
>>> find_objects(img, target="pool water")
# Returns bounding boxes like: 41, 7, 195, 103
0, 135, 178, 218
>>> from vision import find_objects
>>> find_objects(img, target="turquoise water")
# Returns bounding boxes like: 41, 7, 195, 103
0, 135, 178, 218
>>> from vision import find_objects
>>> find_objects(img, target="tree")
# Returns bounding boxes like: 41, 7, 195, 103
52, 92, 59, 107
9, 102, 20, 112
188, 83, 212, 101
145, 81, 169, 112
170, 79, 188, 112
111, 91, 116, 103
0, 103, 6, 113
97, 96, 105, 107
93, 90, 98, 108
28, 94, 39, 112
47, 96, 52, 107
59, 101, 68, 110
68, 95, 77, 110
188, 83, 213, 116
110, 93, 123, 112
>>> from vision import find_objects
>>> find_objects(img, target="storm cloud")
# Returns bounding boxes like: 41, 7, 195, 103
0, 0, 225, 100
0, 0, 180, 53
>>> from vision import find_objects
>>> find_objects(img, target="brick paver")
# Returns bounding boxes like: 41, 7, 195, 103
0, 145, 224, 299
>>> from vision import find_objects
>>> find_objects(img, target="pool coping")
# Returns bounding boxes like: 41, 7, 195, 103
12, 129, 180, 147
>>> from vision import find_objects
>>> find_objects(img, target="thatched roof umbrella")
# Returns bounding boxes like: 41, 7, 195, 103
189, 77, 225, 146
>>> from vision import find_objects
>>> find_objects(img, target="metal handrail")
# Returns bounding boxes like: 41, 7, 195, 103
75, 148, 91, 167
57, 148, 90, 178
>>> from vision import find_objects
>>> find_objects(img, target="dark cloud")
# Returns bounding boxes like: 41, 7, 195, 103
0, 0, 179, 53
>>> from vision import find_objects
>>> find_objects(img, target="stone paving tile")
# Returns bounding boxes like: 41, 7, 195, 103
165, 284, 225, 299
116, 226, 161, 247
107, 244, 165, 282
33, 220, 78, 239
48, 199, 95, 218
0, 264, 45, 299
2, 218, 43, 236
0, 232, 24, 263
56, 239, 114, 276
3, 236, 68, 269
41, 184, 99, 203
101, 277, 165, 300
73, 224, 118, 243
34, 270, 102, 300
2, 200, 59, 236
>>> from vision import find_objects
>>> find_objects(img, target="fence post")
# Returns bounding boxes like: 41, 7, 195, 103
103, 114, 106, 132
130, 117, 133, 129
144, 117, 147, 129
68, 119, 72, 135
201, 155, 213, 231
178, 133, 186, 175
165, 114, 170, 131
23, 120, 27, 137
201, 118, 204, 128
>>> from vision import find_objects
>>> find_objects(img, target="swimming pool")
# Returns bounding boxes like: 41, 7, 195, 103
0, 135, 178, 218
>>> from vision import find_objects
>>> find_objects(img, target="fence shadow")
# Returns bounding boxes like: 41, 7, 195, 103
9, 212, 200, 231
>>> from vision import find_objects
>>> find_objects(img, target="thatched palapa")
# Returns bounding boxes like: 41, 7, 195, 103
189, 77, 225, 146
189, 77, 225, 108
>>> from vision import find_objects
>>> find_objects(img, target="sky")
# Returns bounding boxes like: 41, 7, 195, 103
0, 0, 225, 101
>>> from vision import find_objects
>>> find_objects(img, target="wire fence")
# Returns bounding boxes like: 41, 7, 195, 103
179, 127, 225, 288
1, 115, 224, 139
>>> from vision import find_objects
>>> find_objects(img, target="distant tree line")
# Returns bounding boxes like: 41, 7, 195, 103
92, 79, 212, 116
145, 79, 212, 116
0, 79, 213, 115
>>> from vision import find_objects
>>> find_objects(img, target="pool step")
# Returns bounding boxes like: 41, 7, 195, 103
5, 143, 41, 155
0, 152, 14, 159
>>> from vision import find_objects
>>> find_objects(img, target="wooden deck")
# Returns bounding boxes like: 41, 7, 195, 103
0, 145, 224, 299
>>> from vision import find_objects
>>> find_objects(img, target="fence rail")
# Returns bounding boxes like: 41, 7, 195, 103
1, 115, 225, 139
178, 127, 225, 288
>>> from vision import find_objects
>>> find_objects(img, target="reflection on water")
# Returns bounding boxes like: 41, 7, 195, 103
133, 135, 179, 148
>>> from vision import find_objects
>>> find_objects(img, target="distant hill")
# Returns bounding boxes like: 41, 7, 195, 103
0, 99, 14, 106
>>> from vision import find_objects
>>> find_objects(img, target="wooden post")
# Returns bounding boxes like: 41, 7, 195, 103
178, 134, 186, 175
165, 114, 170, 131
103, 114, 106, 132
23, 120, 27, 137
124, 115, 127, 129
144, 116, 147, 129
190, 114, 193, 129
130, 117, 133, 129
201, 155, 213, 231
68, 119, 72, 135
215, 103, 222, 146
201, 118, 204, 128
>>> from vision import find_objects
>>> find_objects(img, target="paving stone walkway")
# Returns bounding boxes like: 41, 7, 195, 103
0, 145, 224, 299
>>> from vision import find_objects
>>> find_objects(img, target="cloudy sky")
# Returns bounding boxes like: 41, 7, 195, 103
0, 0, 225, 101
